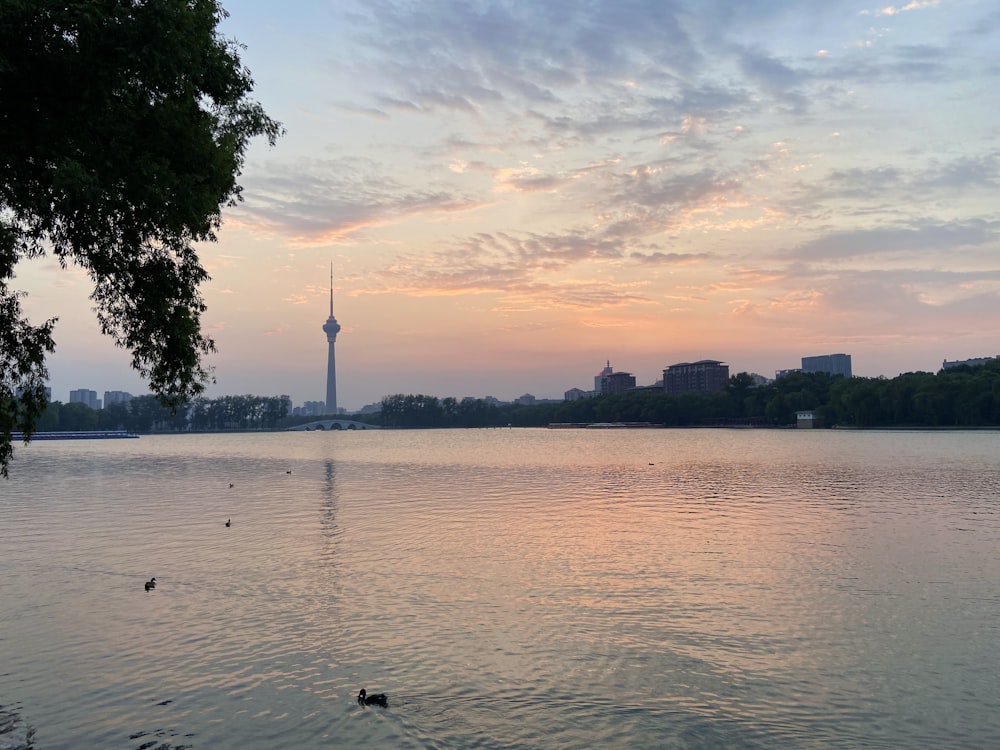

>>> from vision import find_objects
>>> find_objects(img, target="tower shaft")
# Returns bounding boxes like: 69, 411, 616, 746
326, 338, 337, 413
322, 264, 342, 414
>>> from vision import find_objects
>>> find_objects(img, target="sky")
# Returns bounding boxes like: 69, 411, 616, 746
16, 0, 1000, 410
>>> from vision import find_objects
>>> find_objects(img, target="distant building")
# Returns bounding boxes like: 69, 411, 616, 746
594, 361, 614, 393
564, 387, 590, 401
302, 400, 326, 416
69, 389, 101, 410
796, 410, 818, 429
801, 353, 852, 378
775, 368, 801, 379
103, 390, 133, 407
514, 393, 537, 406
942, 356, 998, 370
601, 371, 636, 395
663, 360, 730, 395
592, 360, 636, 396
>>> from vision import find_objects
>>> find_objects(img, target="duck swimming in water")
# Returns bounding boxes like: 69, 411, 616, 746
225, 518, 231, 527
144, 577, 157, 591
357, 689, 387, 707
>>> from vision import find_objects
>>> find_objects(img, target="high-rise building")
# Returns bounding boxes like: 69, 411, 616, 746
301, 400, 325, 416
592, 360, 637, 395
801, 353, 852, 378
69, 389, 101, 409
663, 360, 730, 395
322, 264, 342, 414
104, 390, 133, 407
601, 371, 636, 395
594, 360, 614, 393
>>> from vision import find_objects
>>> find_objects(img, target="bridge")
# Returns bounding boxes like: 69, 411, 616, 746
285, 419, 380, 431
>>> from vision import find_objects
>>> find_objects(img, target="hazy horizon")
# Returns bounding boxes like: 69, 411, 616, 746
15, 0, 1000, 411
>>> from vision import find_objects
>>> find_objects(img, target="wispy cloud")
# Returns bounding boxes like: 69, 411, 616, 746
207, 0, 1000, 398
233, 157, 485, 245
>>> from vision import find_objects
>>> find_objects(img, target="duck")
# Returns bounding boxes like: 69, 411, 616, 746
357, 689, 388, 707
225, 518, 231, 527
144, 577, 157, 591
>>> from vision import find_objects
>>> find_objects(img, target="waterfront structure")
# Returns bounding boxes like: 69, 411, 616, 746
796, 410, 817, 428
942, 355, 998, 370
322, 264, 342, 414
663, 360, 730, 395
801, 353, 852, 378
69, 388, 101, 410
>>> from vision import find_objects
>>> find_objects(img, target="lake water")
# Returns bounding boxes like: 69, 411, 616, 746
1, 428, 999, 749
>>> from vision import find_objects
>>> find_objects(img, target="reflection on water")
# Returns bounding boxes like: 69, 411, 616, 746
2, 429, 1000, 749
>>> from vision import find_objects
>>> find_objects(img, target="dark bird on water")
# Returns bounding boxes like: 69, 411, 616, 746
286, 470, 292, 474
358, 689, 387, 707
144, 577, 157, 591
226, 518, 231, 527
229, 483, 234, 488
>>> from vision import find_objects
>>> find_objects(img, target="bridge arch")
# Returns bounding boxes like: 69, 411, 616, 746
285, 419, 378, 432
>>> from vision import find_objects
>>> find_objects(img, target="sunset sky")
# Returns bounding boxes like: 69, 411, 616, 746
17, 0, 1000, 410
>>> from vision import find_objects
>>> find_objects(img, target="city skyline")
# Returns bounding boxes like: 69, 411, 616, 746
14, 1, 1000, 410
45, 348, 996, 413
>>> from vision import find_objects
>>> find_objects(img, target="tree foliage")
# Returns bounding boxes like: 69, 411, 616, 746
36, 392, 291, 433
371, 363, 1000, 429
0, 0, 281, 475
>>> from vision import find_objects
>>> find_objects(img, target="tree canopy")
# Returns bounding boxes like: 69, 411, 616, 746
374, 363, 1000, 429
0, 0, 281, 476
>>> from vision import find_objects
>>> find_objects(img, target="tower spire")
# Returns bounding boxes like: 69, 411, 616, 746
329, 262, 334, 317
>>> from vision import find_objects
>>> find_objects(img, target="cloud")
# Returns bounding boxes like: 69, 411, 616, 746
873, 1, 940, 17
233, 157, 485, 245
785, 221, 999, 262
350, 228, 645, 307
630, 251, 716, 265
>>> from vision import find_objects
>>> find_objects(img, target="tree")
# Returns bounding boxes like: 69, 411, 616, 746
0, 1, 282, 476
59, 402, 99, 431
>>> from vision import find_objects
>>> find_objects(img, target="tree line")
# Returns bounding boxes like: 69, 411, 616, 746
377, 361, 1000, 429
29, 360, 1000, 435
35, 394, 292, 433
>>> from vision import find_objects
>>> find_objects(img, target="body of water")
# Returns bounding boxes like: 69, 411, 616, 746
1, 428, 999, 748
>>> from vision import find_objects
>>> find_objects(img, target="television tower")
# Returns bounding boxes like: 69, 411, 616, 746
322, 264, 342, 414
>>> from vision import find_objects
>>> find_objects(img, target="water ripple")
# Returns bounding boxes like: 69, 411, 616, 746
2, 430, 1000, 748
